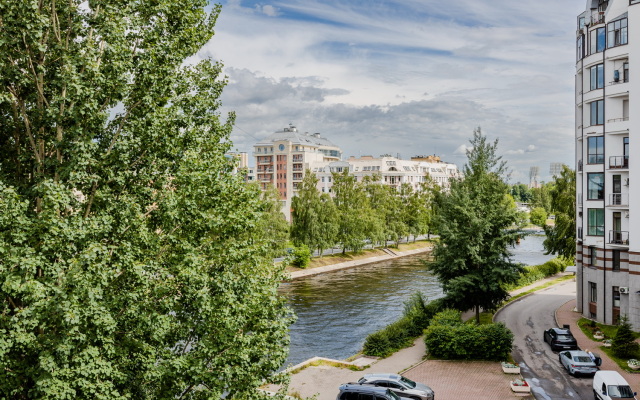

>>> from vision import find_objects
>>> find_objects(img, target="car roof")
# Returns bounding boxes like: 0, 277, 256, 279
563, 350, 589, 356
595, 371, 631, 385
362, 373, 401, 380
340, 383, 391, 394
551, 328, 572, 334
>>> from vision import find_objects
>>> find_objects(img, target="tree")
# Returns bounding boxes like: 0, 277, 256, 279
429, 128, 523, 323
543, 165, 576, 261
291, 172, 338, 255
510, 183, 533, 203
529, 207, 548, 227
332, 170, 374, 253
0, 2, 292, 398
611, 318, 640, 358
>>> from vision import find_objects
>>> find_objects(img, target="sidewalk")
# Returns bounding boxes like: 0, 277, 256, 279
556, 299, 639, 391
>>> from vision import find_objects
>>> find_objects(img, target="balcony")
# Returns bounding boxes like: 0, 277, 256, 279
609, 155, 628, 169
292, 157, 304, 162
608, 230, 629, 246
608, 193, 629, 207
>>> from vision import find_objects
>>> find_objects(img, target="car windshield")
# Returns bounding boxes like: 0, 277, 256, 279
573, 356, 592, 363
387, 390, 402, 400
557, 334, 573, 341
399, 376, 416, 389
608, 385, 634, 398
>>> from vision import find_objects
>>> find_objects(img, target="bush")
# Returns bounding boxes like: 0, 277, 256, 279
287, 245, 311, 268
424, 311, 513, 360
529, 207, 547, 227
612, 320, 640, 358
362, 293, 444, 358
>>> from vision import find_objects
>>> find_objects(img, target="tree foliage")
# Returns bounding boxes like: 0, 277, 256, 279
543, 165, 576, 261
529, 207, 548, 227
291, 172, 337, 255
0, 1, 292, 398
430, 128, 523, 323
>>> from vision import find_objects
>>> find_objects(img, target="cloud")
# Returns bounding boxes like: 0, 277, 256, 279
454, 144, 472, 155
210, 0, 578, 182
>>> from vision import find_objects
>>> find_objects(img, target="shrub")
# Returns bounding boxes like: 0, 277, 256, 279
287, 244, 311, 268
529, 207, 547, 227
424, 311, 513, 360
362, 293, 445, 358
612, 320, 640, 358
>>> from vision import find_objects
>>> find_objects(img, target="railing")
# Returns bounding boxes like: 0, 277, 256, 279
607, 117, 629, 123
292, 168, 303, 172
609, 193, 629, 207
609, 155, 629, 169
608, 230, 629, 245
292, 157, 303, 162
292, 175, 303, 181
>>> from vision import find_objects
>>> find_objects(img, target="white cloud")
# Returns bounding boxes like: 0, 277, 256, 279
208, 0, 577, 181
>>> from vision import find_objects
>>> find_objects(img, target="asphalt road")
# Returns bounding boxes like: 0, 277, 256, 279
495, 280, 594, 400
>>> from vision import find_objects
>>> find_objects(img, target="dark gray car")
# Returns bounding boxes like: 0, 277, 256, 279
357, 373, 435, 400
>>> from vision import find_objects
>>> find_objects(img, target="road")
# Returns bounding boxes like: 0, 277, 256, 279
495, 280, 593, 400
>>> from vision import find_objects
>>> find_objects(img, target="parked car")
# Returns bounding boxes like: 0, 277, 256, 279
543, 327, 578, 351
336, 383, 401, 400
558, 350, 601, 376
593, 370, 638, 400
357, 373, 435, 400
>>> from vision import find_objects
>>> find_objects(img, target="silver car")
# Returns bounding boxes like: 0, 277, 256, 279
559, 350, 601, 376
357, 373, 435, 400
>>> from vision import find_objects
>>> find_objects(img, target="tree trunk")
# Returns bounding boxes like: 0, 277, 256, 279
476, 305, 481, 324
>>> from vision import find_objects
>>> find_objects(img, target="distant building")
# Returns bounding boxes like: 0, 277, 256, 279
549, 162, 564, 177
252, 124, 342, 220
312, 155, 459, 195
529, 166, 540, 188
575, 0, 639, 329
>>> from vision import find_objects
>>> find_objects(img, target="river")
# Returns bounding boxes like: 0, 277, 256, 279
279, 233, 553, 368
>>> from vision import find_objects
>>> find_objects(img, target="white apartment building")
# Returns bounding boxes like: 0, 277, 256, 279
312, 155, 459, 195
575, 0, 640, 329
252, 125, 342, 220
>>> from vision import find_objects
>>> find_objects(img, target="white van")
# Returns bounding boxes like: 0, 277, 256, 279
593, 371, 637, 400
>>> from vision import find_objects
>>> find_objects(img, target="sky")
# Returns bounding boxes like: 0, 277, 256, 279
195, 0, 584, 183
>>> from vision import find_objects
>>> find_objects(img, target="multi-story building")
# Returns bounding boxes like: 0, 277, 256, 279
575, 0, 640, 329
252, 125, 342, 220
313, 155, 459, 195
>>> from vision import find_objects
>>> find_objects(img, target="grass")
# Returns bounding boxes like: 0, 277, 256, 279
576, 317, 640, 373
285, 240, 433, 272
506, 275, 574, 304
597, 346, 640, 373
286, 358, 367, 375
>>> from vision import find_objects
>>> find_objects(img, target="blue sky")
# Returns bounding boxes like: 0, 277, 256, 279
196, 0, 583, 182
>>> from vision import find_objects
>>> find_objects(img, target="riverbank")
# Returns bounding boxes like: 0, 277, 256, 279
286, 242, 433, 280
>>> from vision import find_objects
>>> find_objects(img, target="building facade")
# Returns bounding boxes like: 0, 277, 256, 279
575, 0, 640, 329
312, 155, 459, 195
252, 125, 342, 220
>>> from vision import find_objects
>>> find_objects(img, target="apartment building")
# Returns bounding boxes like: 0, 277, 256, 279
313, 155, 459, 195
575, 0, 640, 329
252, 125, 342, 220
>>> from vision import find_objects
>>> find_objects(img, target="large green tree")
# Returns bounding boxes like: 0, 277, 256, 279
291, 172, 338, 255
332, 170, 377, 253
430, 128, 523, 323
0, 1, 292, 398
543, 165, 576, 261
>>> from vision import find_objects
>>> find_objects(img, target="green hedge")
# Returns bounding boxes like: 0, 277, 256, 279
508, 257, 572, 289
424, 310, 513, 360
362, 294, 444, 358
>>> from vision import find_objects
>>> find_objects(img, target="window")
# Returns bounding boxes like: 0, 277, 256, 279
612, 250, 621, 271
577, 35, 585, 61
589, 282, 597, 304
623, 62, 629, 82
587, 136, 604, 164
588, 209, 605, 236
590, 247, 598, 266
590, 27, 606, 54
607, 18, 627, 48
613, 175, 621, 194
587, 173, 604, 200
590, 64, 604, 90
590, 100, 604, 125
